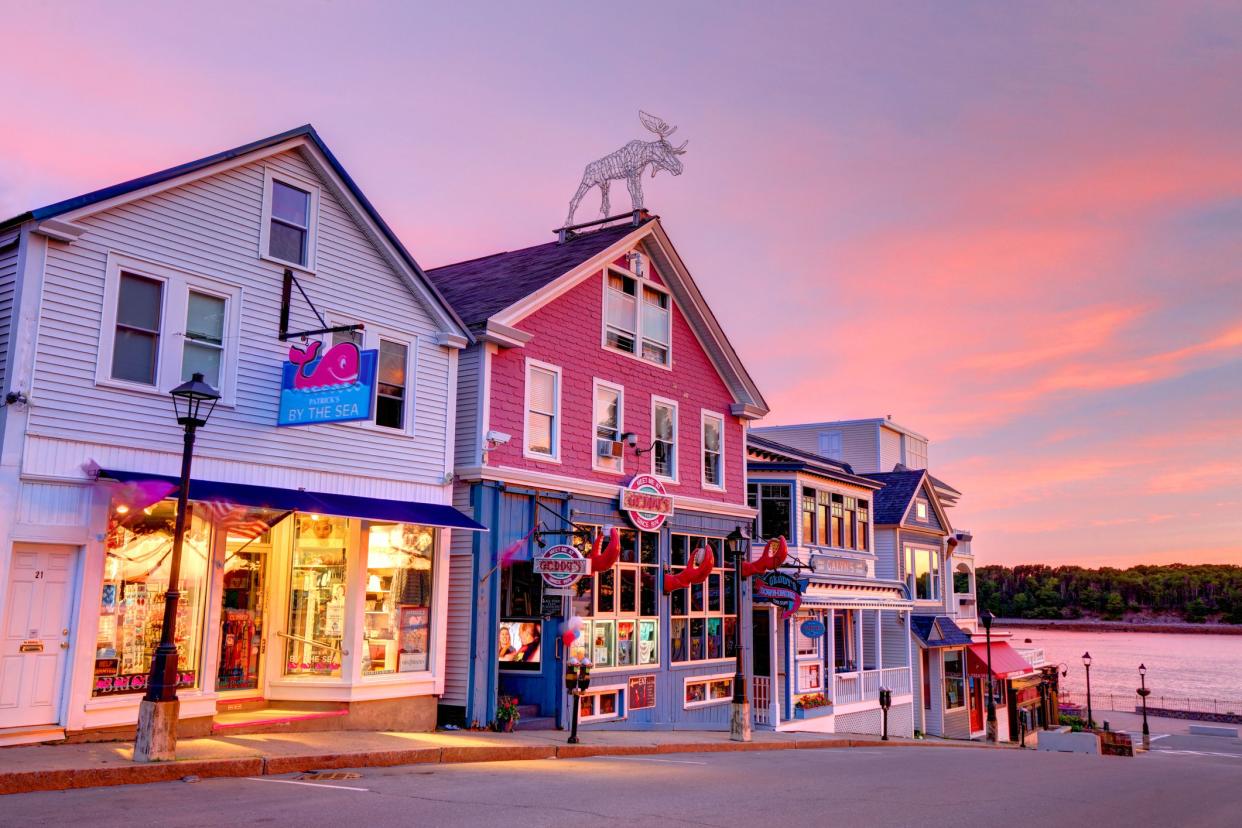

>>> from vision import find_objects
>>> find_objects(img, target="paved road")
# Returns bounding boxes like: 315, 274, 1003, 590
4, 743, 1238, 828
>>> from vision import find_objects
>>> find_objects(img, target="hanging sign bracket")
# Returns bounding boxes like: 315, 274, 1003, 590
278, 268, 364, 342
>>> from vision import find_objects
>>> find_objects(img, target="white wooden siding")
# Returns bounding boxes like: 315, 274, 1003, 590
454, 344, 483, 468
0, 239, 18, 395
442, 481, 475, 704
879, 426, 902, 472
752, 422, 878, 472
874, 528, 897, 580
28, 148, 454, 491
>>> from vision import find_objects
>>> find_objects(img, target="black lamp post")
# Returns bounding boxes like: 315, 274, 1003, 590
981, 609, 997, 743
1082, 652, 1094, 731
1138, 663, 1151, 750
134, 372, 219, 762
726, 525, 751, 742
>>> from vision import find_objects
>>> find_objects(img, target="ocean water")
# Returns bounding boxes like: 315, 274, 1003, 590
999, 627, 1242, 712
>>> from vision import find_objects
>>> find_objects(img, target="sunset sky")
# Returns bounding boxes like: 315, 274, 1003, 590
2, 2, 1239, 567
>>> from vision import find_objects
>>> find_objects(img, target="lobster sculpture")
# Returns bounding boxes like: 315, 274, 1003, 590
663, 544, 716, 593
741, 536, 788, 578
288, 340, 360, 390
587, 527, 622, 574
565, 111, 689, 226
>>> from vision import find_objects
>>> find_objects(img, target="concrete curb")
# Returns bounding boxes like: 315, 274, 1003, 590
0, 736, 1009, 796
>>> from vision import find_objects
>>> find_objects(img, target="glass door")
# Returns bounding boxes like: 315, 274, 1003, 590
217, 532, 270, 694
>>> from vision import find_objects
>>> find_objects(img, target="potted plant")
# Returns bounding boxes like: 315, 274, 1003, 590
793, 692, 831, 719
494, 696, 521, 732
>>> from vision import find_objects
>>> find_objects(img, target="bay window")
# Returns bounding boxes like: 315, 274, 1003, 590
603, 267, 671, 367
669, 535, 736, 664
816, 491, 830, 545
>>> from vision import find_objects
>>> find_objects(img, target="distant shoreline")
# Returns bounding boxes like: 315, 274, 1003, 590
996, 618, 1242, 635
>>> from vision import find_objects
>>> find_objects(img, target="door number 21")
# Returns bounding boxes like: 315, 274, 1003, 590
33, 570, 44, 579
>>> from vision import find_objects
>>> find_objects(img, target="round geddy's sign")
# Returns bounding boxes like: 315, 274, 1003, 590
533, 545, 590, 589
621, 474, 674, 531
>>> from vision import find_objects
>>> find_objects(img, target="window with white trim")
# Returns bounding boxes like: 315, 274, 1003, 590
915, 499, 930, 521
570, 527, 659, 669
332, 326, 416, 433
260, 170, 319, 270
905, 545, 941, 601
603, 268, 671, 367
701, 411, 724, 488
669, 535, 736, 664
593, 380, 624, 473
99, 255, 241, 402
579, 688, 622, 721
652, 398, 677, 480
524, 361, 561, 460
684, 674, 734, 708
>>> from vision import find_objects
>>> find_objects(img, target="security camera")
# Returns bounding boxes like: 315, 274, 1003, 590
485, 430, 512, 446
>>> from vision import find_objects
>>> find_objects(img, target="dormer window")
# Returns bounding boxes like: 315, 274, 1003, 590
915, 500, 929, 521
603, 268, 671, 367
260, 168, 319, 271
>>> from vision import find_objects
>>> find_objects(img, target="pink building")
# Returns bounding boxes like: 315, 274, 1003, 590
428, 211, 768, 730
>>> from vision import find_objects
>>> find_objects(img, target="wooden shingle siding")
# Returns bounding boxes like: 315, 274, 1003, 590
0, 238, 19, 396
29, 149, 453, 492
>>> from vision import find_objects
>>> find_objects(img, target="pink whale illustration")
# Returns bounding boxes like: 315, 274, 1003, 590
288, 341, 361, 389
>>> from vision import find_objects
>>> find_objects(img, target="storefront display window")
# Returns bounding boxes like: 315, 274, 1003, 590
94, 498, 211, 696
363, 522, 436, 675
571, 527, 659, 669
285, 515, 348, 678
944, 649, 966, 709
684, 675, 733, 708
670, 535, 735, 664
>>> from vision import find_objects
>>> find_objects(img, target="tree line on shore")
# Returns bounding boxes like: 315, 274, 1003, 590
975, 564, 1242, 624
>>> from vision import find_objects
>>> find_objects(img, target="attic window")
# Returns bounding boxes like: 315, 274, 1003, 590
915, 500, 929, 521
260, 168, 319, 271
603, 268, 670, 367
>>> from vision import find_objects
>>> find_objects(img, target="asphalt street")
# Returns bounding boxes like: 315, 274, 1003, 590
3, 739, 1238, 828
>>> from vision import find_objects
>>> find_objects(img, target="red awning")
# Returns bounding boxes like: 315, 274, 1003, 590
966, 642, 1034, 680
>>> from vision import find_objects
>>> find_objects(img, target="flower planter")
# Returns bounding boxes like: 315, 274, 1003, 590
794, 705, 832, 720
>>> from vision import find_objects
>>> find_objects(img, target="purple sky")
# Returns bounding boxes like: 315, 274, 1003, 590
3, 2, 1239, 566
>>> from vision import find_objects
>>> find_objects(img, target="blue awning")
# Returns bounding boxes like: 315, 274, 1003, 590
99, 469, 486, 532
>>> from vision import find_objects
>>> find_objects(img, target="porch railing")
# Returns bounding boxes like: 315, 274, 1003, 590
834, 667, 912, 706
752, 676, 773, 726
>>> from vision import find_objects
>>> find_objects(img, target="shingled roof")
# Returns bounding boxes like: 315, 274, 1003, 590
911, 615, 974, 648
425, 220, 645, 331
863, 469, 927, 525
747, 434, 881, 489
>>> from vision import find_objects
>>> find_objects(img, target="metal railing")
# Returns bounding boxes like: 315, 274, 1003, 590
1068, 692, 1242, 716
753, 676, 773, 726
277, 630, 347, 656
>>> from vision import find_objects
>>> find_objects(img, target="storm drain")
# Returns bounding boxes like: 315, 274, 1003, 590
296, 771, 362, 781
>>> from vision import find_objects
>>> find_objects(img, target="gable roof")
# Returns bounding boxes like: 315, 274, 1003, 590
1, 124, 470, 342
911, 615, 973, 648
864, 469, 927, 525
747, 434, 880, 489
426, 220, 642, 331
426, 213, 768, 418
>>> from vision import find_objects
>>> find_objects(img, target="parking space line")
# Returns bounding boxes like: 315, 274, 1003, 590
245, 777, 369, 792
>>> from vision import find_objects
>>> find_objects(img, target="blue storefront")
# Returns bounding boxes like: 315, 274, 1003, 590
445, 479, 755, 731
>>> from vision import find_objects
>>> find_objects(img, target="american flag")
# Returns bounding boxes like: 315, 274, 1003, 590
200, 499, 274, 540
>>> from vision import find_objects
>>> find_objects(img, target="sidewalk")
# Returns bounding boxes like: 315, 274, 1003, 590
0, 727, 1002, 795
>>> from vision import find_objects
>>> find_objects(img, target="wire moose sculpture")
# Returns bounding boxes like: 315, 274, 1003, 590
565, 111, 688, 226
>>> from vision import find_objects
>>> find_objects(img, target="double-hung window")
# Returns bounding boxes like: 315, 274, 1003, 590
525, 360, 561, 460
332, 326, 414, 432
701, 411, 724, 488
816, 491, 831, 545
747, 483, 791, 540
260, 169, 319, 270
905, 546, 941, 601
100, 255, 240, 401
593, 380, 624, 473
652, 398, 677, 480
801, 488, 816, 545
603, 267, 671, 367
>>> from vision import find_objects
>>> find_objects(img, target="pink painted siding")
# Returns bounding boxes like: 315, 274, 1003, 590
486, 260, 743, 505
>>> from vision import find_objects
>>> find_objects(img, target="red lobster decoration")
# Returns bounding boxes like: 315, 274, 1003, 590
663, 544, 716, 593
740, 536, 788, 578
586, 527, 622, 574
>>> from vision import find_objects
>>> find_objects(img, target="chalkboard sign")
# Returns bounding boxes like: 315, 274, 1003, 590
541, 593, 565, 618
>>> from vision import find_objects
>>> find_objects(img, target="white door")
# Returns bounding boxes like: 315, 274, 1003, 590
0, 545, 77, 729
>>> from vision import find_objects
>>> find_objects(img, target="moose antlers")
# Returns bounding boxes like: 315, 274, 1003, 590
639, 110, 689, 154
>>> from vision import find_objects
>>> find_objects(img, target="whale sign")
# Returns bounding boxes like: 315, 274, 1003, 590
277, 341, 378, 426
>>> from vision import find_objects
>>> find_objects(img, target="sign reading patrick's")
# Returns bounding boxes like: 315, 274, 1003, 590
621, 474, 674, 531
277, 340, 378, 427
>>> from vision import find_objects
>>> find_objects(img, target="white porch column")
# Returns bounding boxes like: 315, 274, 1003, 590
876, 609, 883, 671
855, 609, 863, 673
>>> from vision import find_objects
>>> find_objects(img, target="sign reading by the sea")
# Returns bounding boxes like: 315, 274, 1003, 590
277, 341, 378, 427
533, 545, 590, 589
621, 474, 674, 531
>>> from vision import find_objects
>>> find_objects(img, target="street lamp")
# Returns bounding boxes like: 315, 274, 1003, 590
134, 372, 219, 762
981, 610, 997, 743
1082, 652, 1094, 731
1138, 663, 1151, 750
726, 525, 751, 743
